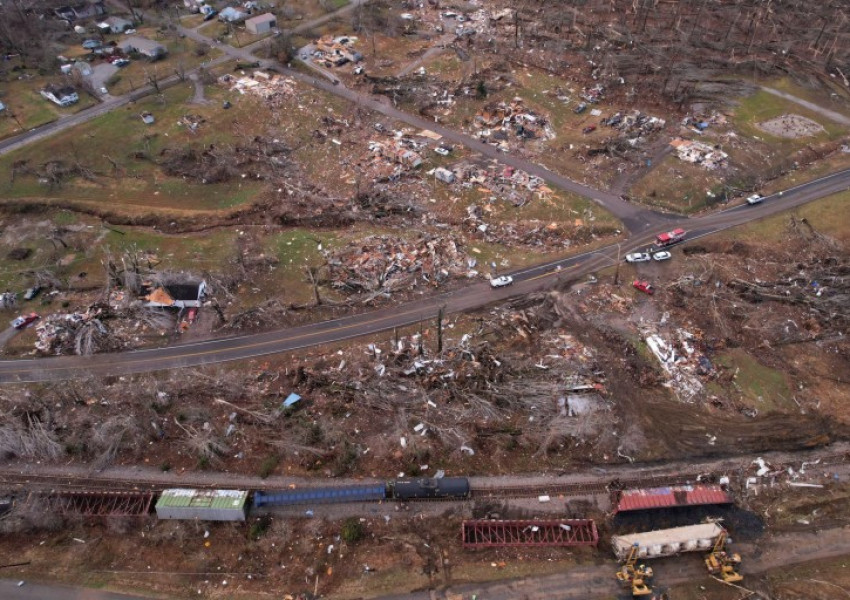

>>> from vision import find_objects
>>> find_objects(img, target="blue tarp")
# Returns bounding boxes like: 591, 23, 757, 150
283, 392, 301, 408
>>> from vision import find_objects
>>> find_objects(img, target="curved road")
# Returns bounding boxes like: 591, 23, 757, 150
1, 168, 848, 383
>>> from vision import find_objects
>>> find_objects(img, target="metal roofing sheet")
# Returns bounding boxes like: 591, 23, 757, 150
616, 485, 732, 513
157, 489, 248, 510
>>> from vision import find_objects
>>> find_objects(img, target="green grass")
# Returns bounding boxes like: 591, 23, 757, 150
716, 349, 794, 413
712, 191, 850, 244
198, 21, 270, 48
0, 85, 267, 213
732, 88, 847, 143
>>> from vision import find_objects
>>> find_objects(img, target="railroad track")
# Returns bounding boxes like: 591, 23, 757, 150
0, 448, 845, 501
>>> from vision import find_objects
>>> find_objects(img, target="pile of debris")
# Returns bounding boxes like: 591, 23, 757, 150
602, 110, 666, 145
643, 328, 712, 402
434, 161, 549, 207
320, 233, 474, 296
313, 35, 362, 67
669, 138, 728, 169
34, 308, 113, 356
473, 98, 555, 144
581, 84, 605, 104
219, 71, 295, 105
365, 138, 423, 180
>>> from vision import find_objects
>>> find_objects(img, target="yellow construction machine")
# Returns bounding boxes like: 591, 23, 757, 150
616, 543, 654, 596
704, 529, 743, 583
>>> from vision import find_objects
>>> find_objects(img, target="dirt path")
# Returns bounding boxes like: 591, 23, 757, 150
761, 87, 850, 127
0, 327, 18, 352
374, 526, 850, 600
188, 73, 209, 105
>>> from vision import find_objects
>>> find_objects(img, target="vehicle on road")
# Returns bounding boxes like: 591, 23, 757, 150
490, 275, 514, 288
632, 280, 655, 295
652, 251, 672, 261
625, 252, 651, 263
11, 312, 39, 329
655, 228, 687, 247
746, 193, 763, 205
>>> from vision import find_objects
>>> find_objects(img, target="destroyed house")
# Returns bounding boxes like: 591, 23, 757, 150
41, 85, 79, 107
145, 281, 207, 309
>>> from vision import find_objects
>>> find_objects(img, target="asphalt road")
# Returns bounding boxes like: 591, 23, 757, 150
1, 167, 847, 383
0, 580, 152, 600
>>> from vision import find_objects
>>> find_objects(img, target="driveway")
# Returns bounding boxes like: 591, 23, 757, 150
88, 62, 119, 96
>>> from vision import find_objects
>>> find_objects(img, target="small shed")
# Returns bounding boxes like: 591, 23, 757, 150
246, 12, 276, 35
156, 489, 248, 521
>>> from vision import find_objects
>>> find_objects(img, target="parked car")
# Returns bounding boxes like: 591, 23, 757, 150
11, 312, 39, 329
652, 251, 672, 261
434, 147, 450, 156
574, 102, 587, 114
632, 280, 655, 295
746, 193, 763, 205
81, 39, 102, 50
625, 252, 651, 263
582, 125, 596, 134
23, 286, 42, 300
490, 275, 514, 289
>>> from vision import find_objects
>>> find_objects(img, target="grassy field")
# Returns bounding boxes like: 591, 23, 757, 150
0, 84, 268, 214
713, 191, 850, 245
198, 20, 271, 48
714, 348, 795, 413
628, 81, 850, 213
0, 71, 98, 140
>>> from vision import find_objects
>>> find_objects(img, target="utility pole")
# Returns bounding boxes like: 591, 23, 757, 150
614, 242, 622, 285
436, 306, 444, 354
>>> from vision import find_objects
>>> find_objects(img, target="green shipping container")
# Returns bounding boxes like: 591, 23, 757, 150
155, 489, 248, 521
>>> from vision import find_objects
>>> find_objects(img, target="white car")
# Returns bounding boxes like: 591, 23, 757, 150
652, 251, 672, 261
746, 194, 763, 205
434, 147, 450, 156
490, 275, 514, 288
625, 252, 651, 263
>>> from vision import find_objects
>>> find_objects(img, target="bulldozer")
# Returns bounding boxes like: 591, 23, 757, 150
616, 543, 654, 596
705, 530, 743, 583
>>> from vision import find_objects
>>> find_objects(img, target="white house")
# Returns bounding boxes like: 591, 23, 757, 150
245, 12, 276, 35
41, 85, 79, 107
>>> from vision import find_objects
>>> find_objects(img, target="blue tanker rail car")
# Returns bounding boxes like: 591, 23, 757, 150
254, 483, 387, 508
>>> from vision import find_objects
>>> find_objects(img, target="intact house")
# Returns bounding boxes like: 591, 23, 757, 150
54, 0, 106, 22
144, 281, 207, 309
97, 16, 134, 34
119, 37, 167, 60
41, 84, 79, 107
245, 13, 276, 35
